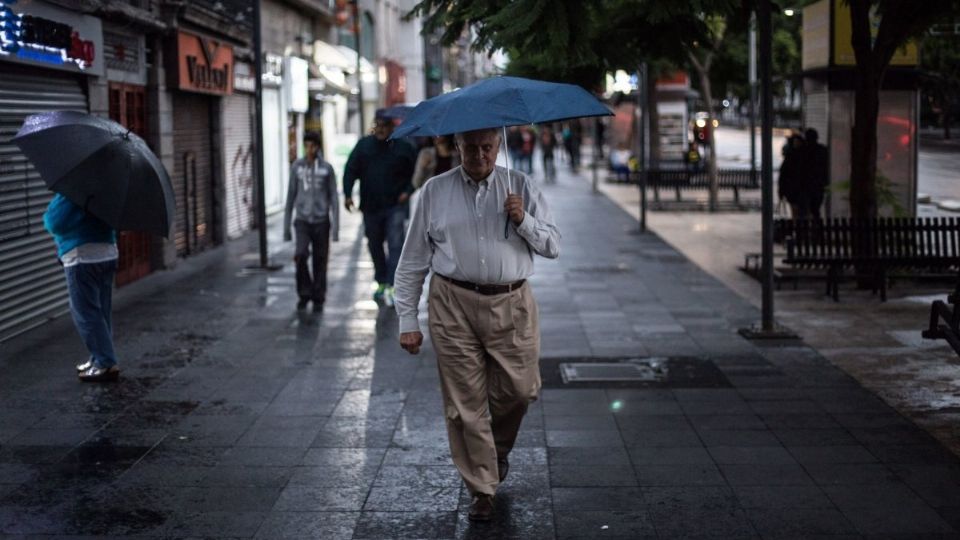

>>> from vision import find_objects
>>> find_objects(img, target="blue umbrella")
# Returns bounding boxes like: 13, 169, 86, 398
390, 76, 611, 139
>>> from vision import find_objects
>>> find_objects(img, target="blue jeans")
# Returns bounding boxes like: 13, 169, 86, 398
363, 205, 406, 286
65, 260, 118, 369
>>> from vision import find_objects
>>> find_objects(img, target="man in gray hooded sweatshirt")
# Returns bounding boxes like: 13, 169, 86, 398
284, 131, 339, 312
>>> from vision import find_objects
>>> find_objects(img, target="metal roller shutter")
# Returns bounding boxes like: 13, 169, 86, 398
172, 93, 215, 256
223, 94, 255, 239
0, 72, 88, 342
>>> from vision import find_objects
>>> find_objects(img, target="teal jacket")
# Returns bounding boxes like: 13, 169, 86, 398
43, 193, 116, 258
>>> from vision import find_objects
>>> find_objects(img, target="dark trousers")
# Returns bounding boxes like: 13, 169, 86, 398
294, 219, 330, 303
363, 206, 405, 286
65, 260, 118, 369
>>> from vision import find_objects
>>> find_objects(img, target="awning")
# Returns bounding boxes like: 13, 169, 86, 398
308, 62, 351, 95
313, 40, 353, 71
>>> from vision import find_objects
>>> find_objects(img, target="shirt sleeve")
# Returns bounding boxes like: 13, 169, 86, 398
327, 163, 340, 242
283, 163, 299, 235
514, 180, 560, 259
393, 186, 433, 333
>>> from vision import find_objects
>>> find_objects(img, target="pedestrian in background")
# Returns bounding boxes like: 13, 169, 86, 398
412, 135, 459, 190
284, 131, 339, 313
778, 133, 807, 218
394, 127, 560, 522
343, 109, 417, 306
803, 128, 829, 219
519, 126, 535, 174
539, 125, 557, 183
44, 193, 120, 382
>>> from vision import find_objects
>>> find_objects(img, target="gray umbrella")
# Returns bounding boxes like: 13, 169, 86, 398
13, 110, 175, 238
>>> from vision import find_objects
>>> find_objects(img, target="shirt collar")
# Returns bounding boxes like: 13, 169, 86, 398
459, 166, 497, 188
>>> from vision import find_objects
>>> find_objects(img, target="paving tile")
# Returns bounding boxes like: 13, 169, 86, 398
363, 485, 460, 512
353, 511, 456, 539
697, 429, 781, 447
272, 484, 368, 512
551, 487, 645, 511
733, 485, 835, 508
719, 463, 816, 486
548, 447, 632, 467
549, 465, 638, 487
709, 446, 797, 465
634, 464, 726, 486
744, 506, 857, 537
787, 445, 878, 464
545, 430, 625, 448
620, 428, 702, 447
627, 446, 714, 465
553, 510, 657, 538
164, 511, 268, 538
253, 511, 359, 539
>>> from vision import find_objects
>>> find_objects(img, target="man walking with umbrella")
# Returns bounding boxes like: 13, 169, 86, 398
343, 109, 417, 306
393, 127, 560, 521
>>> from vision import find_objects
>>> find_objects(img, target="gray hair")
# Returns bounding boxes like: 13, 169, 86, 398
454, 128, 501, 143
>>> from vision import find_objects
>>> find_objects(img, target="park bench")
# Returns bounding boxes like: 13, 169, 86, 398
630, 168, 759, 205
921, 272, 960, 356
776, 217, 960, 301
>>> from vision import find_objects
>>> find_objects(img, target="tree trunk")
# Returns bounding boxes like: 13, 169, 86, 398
689, 50, 719, 211
850, 62, 880, 221
648, 73, 661, 168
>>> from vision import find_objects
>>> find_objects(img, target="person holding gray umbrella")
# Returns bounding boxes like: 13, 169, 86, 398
43, 194, 120, 382
14, 110, 176, 382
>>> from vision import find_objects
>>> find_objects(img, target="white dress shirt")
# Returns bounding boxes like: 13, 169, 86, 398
394, 165, 560, 333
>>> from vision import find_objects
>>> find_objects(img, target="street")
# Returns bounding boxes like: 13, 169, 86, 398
3, 162, 960, 538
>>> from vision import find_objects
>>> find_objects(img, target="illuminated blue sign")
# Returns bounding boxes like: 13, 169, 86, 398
0, 0, 101, 73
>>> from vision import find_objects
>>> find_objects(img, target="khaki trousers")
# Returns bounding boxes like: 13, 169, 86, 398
428, 276, 541, 496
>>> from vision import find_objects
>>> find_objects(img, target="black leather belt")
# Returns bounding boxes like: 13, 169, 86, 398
437, 274, 525, 295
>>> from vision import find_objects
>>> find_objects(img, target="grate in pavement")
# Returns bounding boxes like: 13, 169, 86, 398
560, 360, 667, 383
541, 356, 732, 388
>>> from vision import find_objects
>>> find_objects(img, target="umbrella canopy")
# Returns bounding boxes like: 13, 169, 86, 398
381, 104, 415, 120
390, 76, 611, 139
13, 111, 175, 238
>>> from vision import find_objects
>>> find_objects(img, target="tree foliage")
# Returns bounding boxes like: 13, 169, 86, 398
408, 0, 745, 88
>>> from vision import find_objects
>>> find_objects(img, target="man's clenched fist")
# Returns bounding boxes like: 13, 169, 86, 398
400, 331, 423, 354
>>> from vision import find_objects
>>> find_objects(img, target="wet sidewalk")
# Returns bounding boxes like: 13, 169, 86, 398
2, 164, 960, 539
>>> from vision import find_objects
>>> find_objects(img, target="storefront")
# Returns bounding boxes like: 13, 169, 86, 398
0, 0, 103, 340
103, 26, 153, 285
168, 29, 233, 256
223, 61, 256, 239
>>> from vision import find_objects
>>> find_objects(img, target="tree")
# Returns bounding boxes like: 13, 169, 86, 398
684, 15, 726, 210
846, 0, 957, 220
408, 0, 745, 183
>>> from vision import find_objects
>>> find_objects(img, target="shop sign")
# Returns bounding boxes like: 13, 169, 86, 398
0, 0, 103, 76
284, 56, 308, 113
262, 52, 283, 86
175, 30, 233, 95
233, 60, 255, 93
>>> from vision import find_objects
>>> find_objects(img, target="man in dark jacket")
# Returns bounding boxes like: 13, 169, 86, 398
284, 131, 339, 313
343, 109, 417, 306
803, 128, 829, 219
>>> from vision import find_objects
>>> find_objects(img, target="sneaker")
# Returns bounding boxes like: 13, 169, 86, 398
373, 283, 386, 302
383, 286, 395, 307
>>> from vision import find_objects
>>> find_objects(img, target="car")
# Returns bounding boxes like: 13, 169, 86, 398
691, 111, 719, 143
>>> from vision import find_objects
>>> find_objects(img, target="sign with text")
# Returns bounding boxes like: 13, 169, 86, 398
175, 30, 233, 95
0, 0, 103, 76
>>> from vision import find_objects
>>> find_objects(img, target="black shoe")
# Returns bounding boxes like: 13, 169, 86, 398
78, 365, 120, 382
296, 298, 309, 310
312, 302, 324, 314
468, 493, 494, 522
497, 456, 509, 483
76, 359, 93, 372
